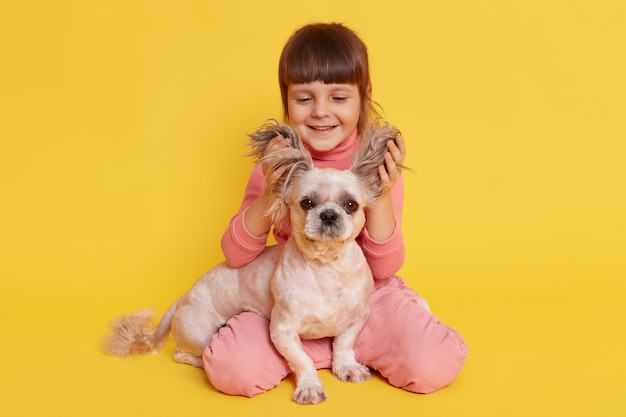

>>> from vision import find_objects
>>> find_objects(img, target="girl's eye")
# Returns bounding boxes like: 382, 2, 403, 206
300, 198, 315, 210
344, 200, 359, 214
295, 97, 311, 103
332, 96, 348, 102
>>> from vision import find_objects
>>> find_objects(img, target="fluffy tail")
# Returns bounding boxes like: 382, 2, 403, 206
102, 302, 178, 356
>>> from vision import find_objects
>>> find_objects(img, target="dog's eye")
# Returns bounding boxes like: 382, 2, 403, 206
344, 200, 359, 214
300, 198, 315, 210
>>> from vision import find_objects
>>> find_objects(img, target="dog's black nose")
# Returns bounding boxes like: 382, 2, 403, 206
320, 209, 339, 226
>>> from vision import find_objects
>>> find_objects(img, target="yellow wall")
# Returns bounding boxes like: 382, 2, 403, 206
1, 1, 625, 416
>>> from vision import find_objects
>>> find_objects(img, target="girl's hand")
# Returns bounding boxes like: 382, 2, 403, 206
378, 134, 406, 194
365, 134, 405, 242
244, 134, 292, 237
261, 134, 292, 178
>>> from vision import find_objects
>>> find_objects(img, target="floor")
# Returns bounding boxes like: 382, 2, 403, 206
3, 275, 624, 417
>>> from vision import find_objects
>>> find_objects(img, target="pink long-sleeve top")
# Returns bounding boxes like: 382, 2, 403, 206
221, 129, 405, 279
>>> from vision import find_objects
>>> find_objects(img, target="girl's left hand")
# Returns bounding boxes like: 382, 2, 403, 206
378, 134, 406, 194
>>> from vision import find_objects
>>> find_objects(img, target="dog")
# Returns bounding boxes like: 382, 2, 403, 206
103, 120, 401, 404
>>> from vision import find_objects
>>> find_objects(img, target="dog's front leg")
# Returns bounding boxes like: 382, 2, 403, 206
331, 309, 371, 383
270, 321, 327, 405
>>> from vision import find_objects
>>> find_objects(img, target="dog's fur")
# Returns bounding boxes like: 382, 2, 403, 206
103, 120, 401, 404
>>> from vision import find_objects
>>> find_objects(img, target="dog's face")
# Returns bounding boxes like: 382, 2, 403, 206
286, 168, 367, 245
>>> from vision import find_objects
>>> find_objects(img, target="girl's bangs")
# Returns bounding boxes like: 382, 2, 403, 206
283, 48, 362, 85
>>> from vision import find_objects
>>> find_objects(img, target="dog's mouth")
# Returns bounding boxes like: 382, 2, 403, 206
304, 223, 347, 243
304, 233, 346, 245
300, 208, 353, 245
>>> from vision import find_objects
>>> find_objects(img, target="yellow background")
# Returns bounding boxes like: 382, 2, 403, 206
1, 1, 625, 416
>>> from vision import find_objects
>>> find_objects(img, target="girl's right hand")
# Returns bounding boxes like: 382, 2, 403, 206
243, 134, 292, 237
261, 134, 292, 178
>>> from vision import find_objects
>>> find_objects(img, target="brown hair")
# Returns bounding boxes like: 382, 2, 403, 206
278, 23, 380, 133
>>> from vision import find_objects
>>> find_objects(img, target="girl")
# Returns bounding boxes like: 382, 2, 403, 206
202, 22, 467, 397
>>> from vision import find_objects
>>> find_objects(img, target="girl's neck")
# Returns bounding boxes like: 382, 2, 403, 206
305, 129, 359, 169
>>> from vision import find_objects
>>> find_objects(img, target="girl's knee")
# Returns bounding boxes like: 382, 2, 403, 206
203, 347, 261, 397
358, 283, 468, 394
201, 313, 290, 397
396, 327, 468, 394
203, 347, 285, 397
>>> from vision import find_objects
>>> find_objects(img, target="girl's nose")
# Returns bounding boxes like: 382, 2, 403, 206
311, 99, 330, 118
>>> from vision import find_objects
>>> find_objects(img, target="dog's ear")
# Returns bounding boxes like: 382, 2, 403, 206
351, 121, 404, 202
248, 120, 313, 224
248, 119, 305, 160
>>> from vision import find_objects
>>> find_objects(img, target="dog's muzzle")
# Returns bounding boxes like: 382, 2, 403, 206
320, 209, 339, 226
317, 209, 344, 238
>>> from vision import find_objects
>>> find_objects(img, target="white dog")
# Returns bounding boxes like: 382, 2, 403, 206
103, 120, 401, 404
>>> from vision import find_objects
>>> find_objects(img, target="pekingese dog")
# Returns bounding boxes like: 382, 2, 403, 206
103, 120, 401, 404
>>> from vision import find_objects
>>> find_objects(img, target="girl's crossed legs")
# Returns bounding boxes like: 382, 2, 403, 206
202, 276, 467, 397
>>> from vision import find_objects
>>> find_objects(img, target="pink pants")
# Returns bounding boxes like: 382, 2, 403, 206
202, 276, 468, 397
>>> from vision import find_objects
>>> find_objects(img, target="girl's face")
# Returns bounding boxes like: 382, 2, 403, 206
287, 81, 361, 153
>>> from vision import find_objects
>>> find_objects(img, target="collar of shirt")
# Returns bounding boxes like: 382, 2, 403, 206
305, 129, 359, 170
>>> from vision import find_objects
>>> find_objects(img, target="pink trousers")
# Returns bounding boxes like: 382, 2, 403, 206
202, 276, 468, 397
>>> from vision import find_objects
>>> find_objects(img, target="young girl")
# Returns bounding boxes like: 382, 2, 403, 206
202, 22, 467, 397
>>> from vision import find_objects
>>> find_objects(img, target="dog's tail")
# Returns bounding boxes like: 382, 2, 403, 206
102, 301, 179, 356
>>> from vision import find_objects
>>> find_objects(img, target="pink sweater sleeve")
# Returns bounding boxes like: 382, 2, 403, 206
220, 164, 269, 267
359, 175, 406, 279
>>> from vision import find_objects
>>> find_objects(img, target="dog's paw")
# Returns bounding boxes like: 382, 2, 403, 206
333, 362, 372, 383
173, 350, 203, 368
292, 385, 328, 405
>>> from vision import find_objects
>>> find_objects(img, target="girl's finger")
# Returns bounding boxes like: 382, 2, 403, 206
387, 139, 404, 166
385, 151, 399, 178
394, 134, 406, 155
378, 164, 390, 187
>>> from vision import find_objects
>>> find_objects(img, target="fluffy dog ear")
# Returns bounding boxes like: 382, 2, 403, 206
248, 120, 313, 224
351, 121, 403, 202
248, 119, 305, 159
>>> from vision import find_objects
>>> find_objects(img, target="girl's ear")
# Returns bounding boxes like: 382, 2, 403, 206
351, 121, 402, 202
248, 120, 312, 224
